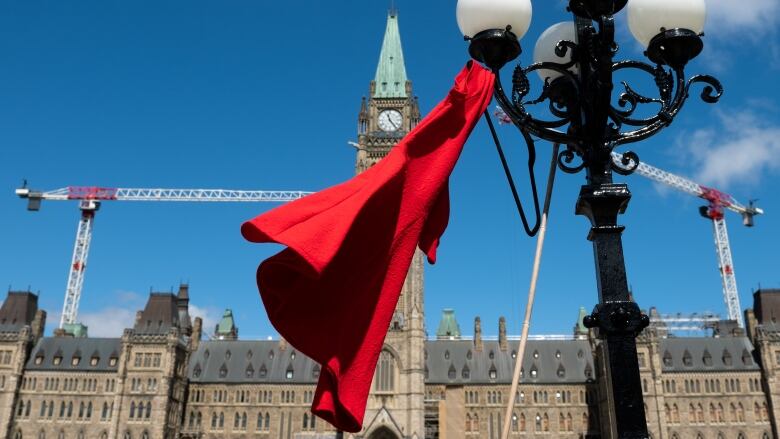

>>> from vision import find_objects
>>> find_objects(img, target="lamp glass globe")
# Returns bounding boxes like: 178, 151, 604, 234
627, 0, 706, 47
456, 0, 532, 40
533, 22, 579, 81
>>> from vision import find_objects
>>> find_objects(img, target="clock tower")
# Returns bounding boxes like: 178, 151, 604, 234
355, 10, 425, 439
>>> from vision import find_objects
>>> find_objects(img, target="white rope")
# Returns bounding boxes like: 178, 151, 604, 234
500, 143, 560, 439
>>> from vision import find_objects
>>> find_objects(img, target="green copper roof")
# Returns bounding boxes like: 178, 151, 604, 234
575, 307, 588, 335
62, 322, 88, 338
216, 309, 236, 335
436, 309, 462, 339
373, 12, 408, 98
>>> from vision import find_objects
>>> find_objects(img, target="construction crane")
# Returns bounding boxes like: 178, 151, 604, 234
612, 153, 764, 327
16, 185, 312, 330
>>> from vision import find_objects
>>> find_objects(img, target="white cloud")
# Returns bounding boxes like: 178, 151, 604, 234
681, 109, 780, 188
46, 291, 223, 338
705, 0, 780, 36
189, 304, 221, 337
79, 307, 138, 337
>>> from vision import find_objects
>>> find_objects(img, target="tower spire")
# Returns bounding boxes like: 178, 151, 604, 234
373, 11, 408, 98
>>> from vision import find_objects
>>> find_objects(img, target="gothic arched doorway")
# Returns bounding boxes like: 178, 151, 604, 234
368, 427, 399, 439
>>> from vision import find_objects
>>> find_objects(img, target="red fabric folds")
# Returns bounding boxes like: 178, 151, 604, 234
241, 62, 495, 432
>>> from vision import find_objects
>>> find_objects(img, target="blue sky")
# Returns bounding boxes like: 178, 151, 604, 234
0, 1, 778, 339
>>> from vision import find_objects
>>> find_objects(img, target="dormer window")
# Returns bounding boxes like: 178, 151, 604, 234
53, 356, 62, 366
703, 350, 713, 366
71, 355, 81, 366
268, 351, 274, 360
557, 364, 566, 378
312, 365, 320, 380
285, 367, 294, 380
225, 350, 231, 361
444, 350, 450, 360
723, 350, 733, 366
742, 349, 753, 365
682, 350, 693, 367
555, 350, 562, 359
34, 356, 44, 365
193, 364, 201, 378
530, 367, 538, 378
462, 365, 471, 380
489, 365, 498, 380
532, 350, 539, 359
663, 351, 673, 367
245, 364, 254, 378
108, 357, 118, 367
511, 350, 517, 359
259, 364, 267, 378
218, 364, 228, 378
448, 364, 456, 380
90, 357, 99, 366
488, 351, 495, 360
466, 350, 472, 360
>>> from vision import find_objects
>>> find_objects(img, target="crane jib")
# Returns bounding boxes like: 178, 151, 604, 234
67, 186, 119, 200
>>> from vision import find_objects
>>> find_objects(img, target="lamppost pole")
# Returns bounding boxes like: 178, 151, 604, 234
456, 0, 723, 437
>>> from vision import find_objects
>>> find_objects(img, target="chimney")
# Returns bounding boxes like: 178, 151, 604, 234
31, 309, 46, 341
134, 310, 143, 327
474, 317, 483, 352
191, 317, 202, 352
499, 317, 508, 351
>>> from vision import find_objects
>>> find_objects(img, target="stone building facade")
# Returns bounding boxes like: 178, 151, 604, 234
2, 10, 779, 439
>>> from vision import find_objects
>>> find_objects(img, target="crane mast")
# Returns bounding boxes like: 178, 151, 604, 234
16, 185, 312, 329
612, 153, 763, 327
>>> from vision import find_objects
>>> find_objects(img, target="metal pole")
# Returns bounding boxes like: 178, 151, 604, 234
578, 183, 649, 438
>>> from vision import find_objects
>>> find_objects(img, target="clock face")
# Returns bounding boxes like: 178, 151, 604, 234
378, 109, 403, 132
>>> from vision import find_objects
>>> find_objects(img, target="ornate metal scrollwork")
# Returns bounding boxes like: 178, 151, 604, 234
488, 21, 723, 176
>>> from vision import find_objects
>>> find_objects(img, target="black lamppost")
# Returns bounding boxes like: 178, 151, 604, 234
456, 0, 722, 437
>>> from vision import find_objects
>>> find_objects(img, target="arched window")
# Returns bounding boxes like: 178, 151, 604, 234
13, 430, 22, 439
145, 402, 151, 419
542, 413, 549, 432
566, 413, 572, 431
303, 413, 309, 429
218, 412, 224, 428
100, 432, 107, 439
511, 413, 518, 432
38, 431, 45, 439
141, 431, 149, 439
129, 402, 135, 419
264, 413, 270, 429
242, 412, 247, 429
76, 431, 84, 439
211, 412, 217, 428
123, 432, 131, 439
374, 350, 395, 392
57, 430, 65, 439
